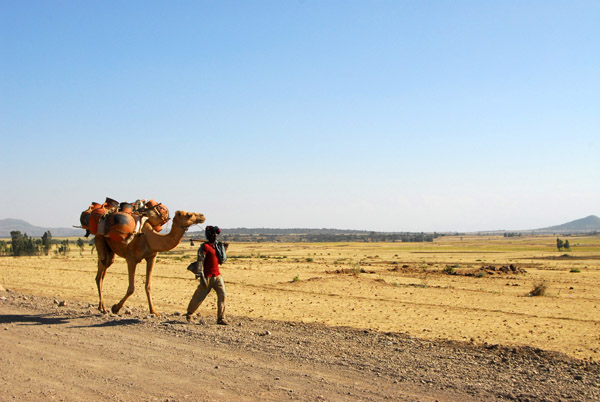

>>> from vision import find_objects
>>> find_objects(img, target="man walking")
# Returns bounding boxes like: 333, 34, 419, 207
185, 225, 228, 325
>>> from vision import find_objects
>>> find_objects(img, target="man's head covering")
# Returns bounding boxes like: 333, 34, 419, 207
205, 225, 221, 239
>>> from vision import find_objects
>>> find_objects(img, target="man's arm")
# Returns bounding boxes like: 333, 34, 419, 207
197, 243, 206, 261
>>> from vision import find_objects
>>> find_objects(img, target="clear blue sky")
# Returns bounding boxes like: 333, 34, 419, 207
1, 1, 598, 232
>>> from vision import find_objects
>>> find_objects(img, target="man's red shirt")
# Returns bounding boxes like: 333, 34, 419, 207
202, 242, 221, 277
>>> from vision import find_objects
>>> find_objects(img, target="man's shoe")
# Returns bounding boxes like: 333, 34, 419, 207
185, 314, 193, 323
217, 319, 229, 326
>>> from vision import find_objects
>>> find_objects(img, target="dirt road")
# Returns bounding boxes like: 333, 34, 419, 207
1, 290, 598, 401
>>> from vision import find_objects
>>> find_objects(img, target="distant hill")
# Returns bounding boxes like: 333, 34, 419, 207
0, 219, 85, 238
1, 215, 599, 240
534, 215, 600, 233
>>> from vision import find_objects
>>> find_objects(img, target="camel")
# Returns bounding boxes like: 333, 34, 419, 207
94, 209, 205, 315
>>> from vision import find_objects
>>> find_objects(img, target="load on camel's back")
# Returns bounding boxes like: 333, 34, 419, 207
80, 197, 170, 243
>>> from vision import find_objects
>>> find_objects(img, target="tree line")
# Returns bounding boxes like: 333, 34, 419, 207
196, 232, 441, 243
1, 231, 53, 256
1, 231, 86, 256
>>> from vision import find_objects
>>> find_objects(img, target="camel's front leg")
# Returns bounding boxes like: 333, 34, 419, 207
144, 254, 159, 316
111, 259, 137, 314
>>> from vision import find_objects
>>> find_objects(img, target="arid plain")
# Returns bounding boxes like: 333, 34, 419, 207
1, 234, 599, 361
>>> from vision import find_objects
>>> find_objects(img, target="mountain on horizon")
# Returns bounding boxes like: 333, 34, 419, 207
0, 218, 86, 238
534, 215, 600, 233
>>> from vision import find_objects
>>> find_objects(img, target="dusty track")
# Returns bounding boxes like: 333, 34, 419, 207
1, 290, 598, 401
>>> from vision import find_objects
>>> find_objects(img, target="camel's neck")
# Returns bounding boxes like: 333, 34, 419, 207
142, 222, 188, 252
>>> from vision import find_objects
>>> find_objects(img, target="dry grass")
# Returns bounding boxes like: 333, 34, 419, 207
1, 234, 599, 360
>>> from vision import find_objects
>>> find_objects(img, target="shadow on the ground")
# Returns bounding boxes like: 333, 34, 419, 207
72, 318, 143, 328
0, 313, 71, 325
0, 313, 144, 328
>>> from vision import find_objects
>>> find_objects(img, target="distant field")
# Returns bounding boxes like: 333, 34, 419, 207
1, 234, 599, 360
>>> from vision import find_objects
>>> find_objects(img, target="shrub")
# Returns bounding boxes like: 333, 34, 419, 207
443, 266, 456, 275
351, 264, 364, 276
570, 268, 581, 273
528, 282, 547, 297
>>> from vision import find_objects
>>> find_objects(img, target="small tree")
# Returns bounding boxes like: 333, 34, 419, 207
42, 231, 52, 255
556, 238, 564, 252
10, 231, 25, 256
10, 231, 37, 256
58, 239, 70, 256
76, 238, 85, 255
564, 240, 570, 250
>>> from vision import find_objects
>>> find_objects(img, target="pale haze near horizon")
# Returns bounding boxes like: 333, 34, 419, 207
1, 1, 598, 233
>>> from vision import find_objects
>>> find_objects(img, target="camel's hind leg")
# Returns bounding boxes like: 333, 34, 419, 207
111, 258, 138, 314
94, 236, 115, 314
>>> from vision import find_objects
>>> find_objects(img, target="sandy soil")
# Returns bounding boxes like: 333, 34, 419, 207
1, 291, 598, 401
1, 235, 599, 400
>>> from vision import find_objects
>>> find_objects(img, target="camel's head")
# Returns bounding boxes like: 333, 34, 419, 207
173, 210, 206, 228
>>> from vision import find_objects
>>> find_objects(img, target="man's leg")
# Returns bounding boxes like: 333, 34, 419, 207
186, 282, 211, 321
214, 276, 227, 324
